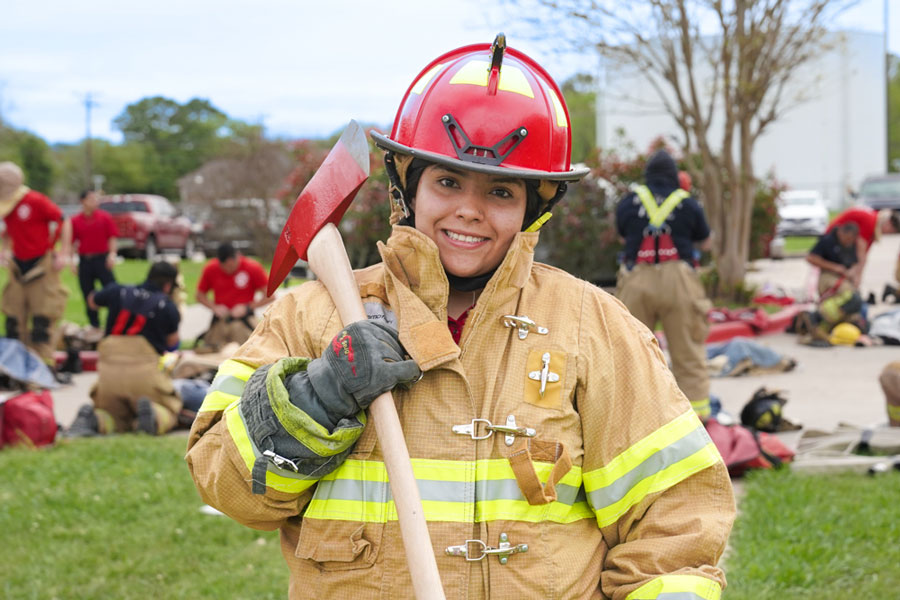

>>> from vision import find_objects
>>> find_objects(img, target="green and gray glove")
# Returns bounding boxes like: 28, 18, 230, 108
240, 320, 421, 494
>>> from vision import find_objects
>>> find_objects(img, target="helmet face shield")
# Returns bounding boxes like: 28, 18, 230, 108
373, 37, 589, 183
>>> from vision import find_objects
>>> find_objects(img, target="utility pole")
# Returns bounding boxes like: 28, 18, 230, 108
885, 0, 890, 173
83, 92, 97, 187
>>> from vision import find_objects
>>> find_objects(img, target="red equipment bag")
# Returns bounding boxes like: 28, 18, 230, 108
705, 417, 794, 477
0, 390, 58, 448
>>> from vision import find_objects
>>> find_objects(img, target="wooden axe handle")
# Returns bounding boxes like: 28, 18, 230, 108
306, 223, 446, 600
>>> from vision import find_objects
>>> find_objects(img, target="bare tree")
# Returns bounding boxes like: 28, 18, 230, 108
178, 137, 295, 260
507, 0, 854, 289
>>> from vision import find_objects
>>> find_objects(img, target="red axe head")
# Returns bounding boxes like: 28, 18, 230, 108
268, 120, 370, 296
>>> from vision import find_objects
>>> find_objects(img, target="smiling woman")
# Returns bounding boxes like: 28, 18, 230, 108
185, 35, 735, 600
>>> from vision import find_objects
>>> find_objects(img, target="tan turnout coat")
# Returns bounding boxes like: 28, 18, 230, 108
186, 226, 735, 600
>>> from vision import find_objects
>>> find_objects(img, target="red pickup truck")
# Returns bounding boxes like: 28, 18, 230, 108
98, 194, 194, 260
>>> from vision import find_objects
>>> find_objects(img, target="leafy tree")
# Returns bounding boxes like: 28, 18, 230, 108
561, 73, 596, 165
113, 97, 238, 199
506, 0, 853, 293
0, 124, 55, 194
890, 54, 899, 172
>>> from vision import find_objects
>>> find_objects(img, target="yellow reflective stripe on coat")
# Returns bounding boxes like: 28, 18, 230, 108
625, 574, 721, 600
583, 410, 721, 528
223, 400, 317, 495
690, 397, 712, 420
634, 185, 689, 228
888, 403, 900, 421
198, 359, 256, 413
305, 458, 593, 524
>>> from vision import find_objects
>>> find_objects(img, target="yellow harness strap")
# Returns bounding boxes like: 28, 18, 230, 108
634, 185, 689, 228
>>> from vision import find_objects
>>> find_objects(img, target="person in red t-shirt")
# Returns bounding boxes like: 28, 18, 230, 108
65, 189, 119, 329
0, 161, 71, 366
194, 242, 273, 352
826, 207, 899, 288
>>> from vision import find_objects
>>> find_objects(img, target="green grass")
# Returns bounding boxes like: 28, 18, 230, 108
0, 435, 287, 599
725, 468, 900, 598
3, 434, 899, 598
782, 236, 817, 255
0, 256, 301, 328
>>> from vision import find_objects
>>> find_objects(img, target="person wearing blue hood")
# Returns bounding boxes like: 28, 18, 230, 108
615, 149, 713, 420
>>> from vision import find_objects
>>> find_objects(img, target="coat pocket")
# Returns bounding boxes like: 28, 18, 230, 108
295, 518, 385, 571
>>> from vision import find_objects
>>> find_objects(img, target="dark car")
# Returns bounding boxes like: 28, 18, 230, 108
99, 194, 194, 260
858, 174, 900, 211
188, 198, 310, 277
190, 198, 285, 259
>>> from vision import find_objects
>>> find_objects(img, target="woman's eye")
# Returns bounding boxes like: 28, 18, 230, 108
437, 177, 458, 188
491, 188, 513, 199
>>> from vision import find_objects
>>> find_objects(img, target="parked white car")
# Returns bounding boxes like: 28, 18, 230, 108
776, 190, 829, 236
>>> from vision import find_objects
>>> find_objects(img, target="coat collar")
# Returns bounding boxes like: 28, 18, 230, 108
376, 226, 538, 371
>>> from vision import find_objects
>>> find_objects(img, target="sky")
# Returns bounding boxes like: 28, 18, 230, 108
1, 0, 896, 145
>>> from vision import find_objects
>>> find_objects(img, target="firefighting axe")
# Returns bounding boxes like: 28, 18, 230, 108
268, 120, 446, 600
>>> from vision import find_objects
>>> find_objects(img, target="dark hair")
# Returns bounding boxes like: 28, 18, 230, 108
217, 242, 237, 263
79, 190, 93, 201
891, 211, 900, 231
146, 261, 179, 289
404, 159, 543, 230
837, 222, 859, 235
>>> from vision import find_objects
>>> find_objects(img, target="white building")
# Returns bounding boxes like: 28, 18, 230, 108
596, 30, 887, 210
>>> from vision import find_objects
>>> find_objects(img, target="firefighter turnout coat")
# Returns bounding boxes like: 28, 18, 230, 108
186, 226, 735, 600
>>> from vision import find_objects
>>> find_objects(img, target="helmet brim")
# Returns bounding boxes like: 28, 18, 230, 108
370, 131, 589, 183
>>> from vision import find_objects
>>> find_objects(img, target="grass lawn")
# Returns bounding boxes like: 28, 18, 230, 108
782, 236, 817, 255
0, 256, 300, 328
724, 468, 900, 598
0, 435, 287, 599
3, 434, 900, 598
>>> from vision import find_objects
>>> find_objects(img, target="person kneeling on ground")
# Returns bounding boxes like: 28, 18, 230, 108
66, 261, 182, 437
193, 242, 273, 353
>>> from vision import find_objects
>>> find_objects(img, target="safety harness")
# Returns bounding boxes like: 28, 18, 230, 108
633, 185, 689, 265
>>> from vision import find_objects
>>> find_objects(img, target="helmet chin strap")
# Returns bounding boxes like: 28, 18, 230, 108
446, 269, 496, 292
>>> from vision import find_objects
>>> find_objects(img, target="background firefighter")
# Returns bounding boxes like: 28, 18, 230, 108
186, 36, 734, 599
66, 261, 182, 437
615, 150, 714, 421
194, 242, 273, 353
0, 161, 70, 370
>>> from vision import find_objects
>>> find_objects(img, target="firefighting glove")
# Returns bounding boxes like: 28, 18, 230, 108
239, 321, 420, 494
302, 320, 421, 424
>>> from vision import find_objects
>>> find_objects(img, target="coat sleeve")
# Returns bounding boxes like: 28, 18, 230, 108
577, 286, 735, 600
185, 285, 335, 530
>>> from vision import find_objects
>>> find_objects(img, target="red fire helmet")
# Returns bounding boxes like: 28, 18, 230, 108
371, 35, 589, 183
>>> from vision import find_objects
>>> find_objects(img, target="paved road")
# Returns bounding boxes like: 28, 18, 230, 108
49, 234, 900, 434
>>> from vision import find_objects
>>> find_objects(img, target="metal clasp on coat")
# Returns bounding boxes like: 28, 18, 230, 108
501, 315, 548, 340
452, 415, 536, 446
445, 533, 528, 565
528, 352, 559, 397
262, 449, 300, 473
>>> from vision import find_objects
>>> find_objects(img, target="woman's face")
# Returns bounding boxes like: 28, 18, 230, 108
412, 165, 528, 278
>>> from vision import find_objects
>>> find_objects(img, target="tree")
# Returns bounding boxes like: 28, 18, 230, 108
0, 124, 55, 193
113, 97, 244, 199
507, 0, 853, 291
890, 53, 899, 172
561, 73, 597, 164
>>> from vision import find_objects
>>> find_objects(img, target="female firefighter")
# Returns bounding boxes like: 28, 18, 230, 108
186, 36, 735, 600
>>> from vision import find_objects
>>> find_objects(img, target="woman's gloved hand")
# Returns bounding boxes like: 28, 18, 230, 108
296, 320, 421, 426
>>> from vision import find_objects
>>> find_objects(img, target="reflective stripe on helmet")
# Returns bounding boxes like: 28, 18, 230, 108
375, 35, 587, 181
